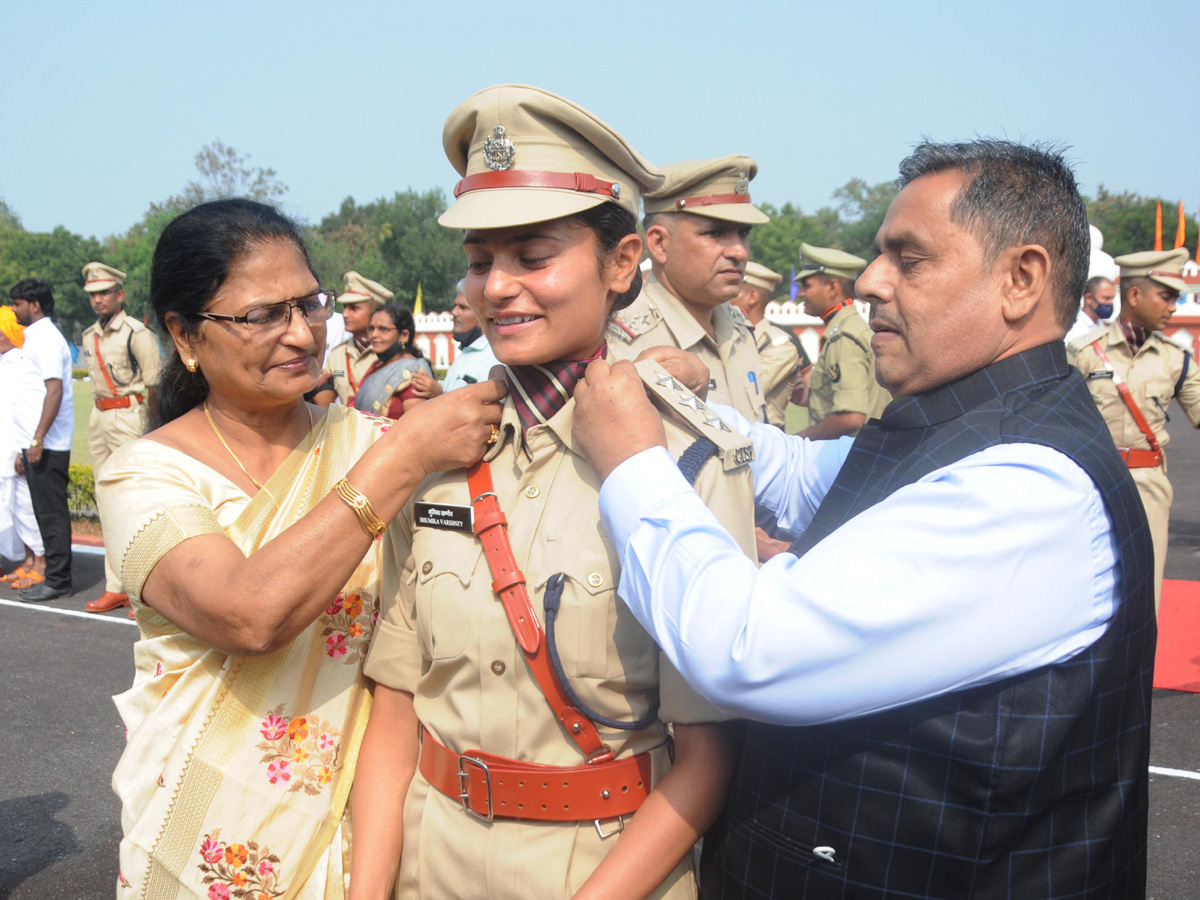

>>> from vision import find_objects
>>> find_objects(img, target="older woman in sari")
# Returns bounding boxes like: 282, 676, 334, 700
96, 199, 504, 900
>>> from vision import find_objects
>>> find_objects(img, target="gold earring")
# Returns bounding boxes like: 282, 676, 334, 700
185, 358, 198, 373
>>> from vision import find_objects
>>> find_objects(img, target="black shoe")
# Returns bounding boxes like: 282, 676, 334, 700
17, 583, 73, 602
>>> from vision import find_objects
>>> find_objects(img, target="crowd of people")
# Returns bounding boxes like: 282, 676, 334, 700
1, 82, 1197, 899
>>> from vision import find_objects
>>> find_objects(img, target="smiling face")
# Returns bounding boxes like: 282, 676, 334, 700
856, 170, 1011, 398
648, 214, 751, 311
462, 217, 640, 367
170, 239, 323, 412
366, 308, 410, 355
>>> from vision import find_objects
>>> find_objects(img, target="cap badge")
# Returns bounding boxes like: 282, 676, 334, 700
735, 171, 750, 195
484, 125, 516, 171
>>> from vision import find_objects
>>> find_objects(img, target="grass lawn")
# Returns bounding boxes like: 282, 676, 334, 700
72, 379, 93, 466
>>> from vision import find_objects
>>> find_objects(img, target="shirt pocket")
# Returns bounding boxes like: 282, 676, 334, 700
412, 530, 483, 661
538, 543, 656, 688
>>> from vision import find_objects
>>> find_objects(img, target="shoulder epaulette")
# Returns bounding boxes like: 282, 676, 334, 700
1068, 323, 1109, 355
126, 317, 147, 333
635, 358, 754, 472
824, 322, 871, 354
728, 304, 752, 329
607, 297, 662, 344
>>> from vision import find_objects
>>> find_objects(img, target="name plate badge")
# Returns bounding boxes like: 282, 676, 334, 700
415, 502, 474, 533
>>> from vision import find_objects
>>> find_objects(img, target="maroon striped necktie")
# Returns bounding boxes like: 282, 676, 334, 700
506, 345, 607, 434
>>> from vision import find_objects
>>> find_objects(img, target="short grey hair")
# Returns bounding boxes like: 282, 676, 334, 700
455, 277, 466, 295
897, 140, 1090, 330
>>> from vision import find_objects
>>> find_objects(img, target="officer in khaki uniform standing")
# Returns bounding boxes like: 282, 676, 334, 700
1069, 247, 1200, 612
734, 261, 808, 428
355, 83, 756, 900
795, 243, 890, 438
607, 155, 770, 424
322, 271, 391, 405
80, 262, 161, 612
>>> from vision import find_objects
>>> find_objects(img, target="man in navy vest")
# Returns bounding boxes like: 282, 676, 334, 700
573, 140, 1155, 899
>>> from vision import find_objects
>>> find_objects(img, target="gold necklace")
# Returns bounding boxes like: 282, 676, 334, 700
203, 402, 314, 504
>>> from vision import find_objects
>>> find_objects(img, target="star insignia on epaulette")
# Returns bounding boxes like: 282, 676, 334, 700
678, 394, 702, 411
654, 371, 675, 388
703, 413, 732, 432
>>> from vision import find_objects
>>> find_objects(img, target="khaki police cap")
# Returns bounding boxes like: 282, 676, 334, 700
794, 243, 867, 283
1115, 247, 1190, 295
743, 261, 782, 294
82, 262, 127, 293
439, 84, 663, 230
337, 271, 394, 306
643, 155, 769, 225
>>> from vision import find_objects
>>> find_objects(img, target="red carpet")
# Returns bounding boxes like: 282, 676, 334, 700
1153, 579, 1200, 692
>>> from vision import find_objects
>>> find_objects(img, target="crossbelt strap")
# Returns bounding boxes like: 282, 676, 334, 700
93, 333, 120, 398
419, 727, 650, 822
1091, 340, 1162, 455
466, 461, 614, 763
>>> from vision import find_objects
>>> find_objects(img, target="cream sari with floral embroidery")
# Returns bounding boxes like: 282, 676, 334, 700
97, 405, 389, 900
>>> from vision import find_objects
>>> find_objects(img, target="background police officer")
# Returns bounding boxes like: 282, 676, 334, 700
1069, 247, 1200, 612
795, 242, 890, 438
607, 155, 770, 424
734, 261, 807, 428
322, 271, 391, 405
80, 262, 161, 613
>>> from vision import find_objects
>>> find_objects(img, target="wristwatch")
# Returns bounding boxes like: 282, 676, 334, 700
29, 438, 40, 447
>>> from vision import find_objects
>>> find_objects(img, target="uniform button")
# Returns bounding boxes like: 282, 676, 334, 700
524, 485, 540, 499
587, 572, 604, 588
491, 660, 506, 675
421, 561, 433, 575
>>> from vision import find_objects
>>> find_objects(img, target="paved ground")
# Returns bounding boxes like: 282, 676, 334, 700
3, 414, 1200, 899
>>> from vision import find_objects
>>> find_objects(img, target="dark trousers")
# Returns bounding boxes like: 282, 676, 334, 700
25, 448, 72, 591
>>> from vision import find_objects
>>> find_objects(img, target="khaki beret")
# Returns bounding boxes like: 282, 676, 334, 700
439, 84, 663, 229
82, 262, 127, 293
643, 155, 769, 225
1115, 247, 1190, 295
337, 271, 394, 306
794, 243, 867, 283
743, 261, 782, 294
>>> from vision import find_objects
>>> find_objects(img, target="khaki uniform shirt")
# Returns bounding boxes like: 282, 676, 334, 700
324, 337, 377, 405
808, 304, 890, 424
607, 273, 769, 424
754, 319, 801, 428
81, 309, 161, 472
365, 376, 756, 900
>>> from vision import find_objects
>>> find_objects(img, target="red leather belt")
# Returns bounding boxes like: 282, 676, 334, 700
1117, 447, 1163, 468
95, 394, 143, 411
675, 192, 752, 210
419, 728, 651, 825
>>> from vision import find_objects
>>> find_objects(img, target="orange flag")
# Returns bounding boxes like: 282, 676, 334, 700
1175, 200, 1186, 249
1155, 201, 1163, 251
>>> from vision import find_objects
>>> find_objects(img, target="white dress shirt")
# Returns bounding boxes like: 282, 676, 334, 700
21, 317, 74, 451
441, 335, 500, 392
598, 405, 1119, 726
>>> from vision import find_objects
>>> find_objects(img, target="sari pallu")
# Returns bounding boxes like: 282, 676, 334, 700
353, 356, 433, 419
98, 406, 389, 900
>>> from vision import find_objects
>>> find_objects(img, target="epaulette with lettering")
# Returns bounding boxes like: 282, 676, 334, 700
635, 358, 754, 472
607, 297, 662, 344
1067, 323, 1108, 355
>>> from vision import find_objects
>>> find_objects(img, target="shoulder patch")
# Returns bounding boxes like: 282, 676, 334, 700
608, 299, 662, 344
634, 358, 754, 471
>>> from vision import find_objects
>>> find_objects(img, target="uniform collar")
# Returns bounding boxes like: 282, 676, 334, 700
98, 309, 128, 333
481, 393, 582, 462
643, 273, 735, 352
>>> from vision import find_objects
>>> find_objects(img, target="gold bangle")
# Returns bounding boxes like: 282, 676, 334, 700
333, 477, 388, 538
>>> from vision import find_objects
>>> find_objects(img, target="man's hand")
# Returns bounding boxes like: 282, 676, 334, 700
755, 527, 791, 563
14, 453, 25, 476
634, 346, 710, 399
574, 359, 667, 482
408, 370, 443, 400
25, 444, 43, 467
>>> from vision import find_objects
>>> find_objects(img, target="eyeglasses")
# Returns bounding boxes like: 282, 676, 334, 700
194, 290, 334, 330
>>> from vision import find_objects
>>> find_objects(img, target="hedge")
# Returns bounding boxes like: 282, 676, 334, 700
68, 463, 98, 520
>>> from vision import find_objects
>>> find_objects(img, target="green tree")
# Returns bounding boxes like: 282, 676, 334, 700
1086, 186, 1198, 259
307, 189, 464, 311
170, 141, 288, 209
0, 225, 103, 338
0, 197, 21, 231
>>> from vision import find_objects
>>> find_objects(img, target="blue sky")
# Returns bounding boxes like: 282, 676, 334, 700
2, 0, 1197, 239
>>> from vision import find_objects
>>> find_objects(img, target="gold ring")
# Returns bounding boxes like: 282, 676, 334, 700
486, 424, 500, 446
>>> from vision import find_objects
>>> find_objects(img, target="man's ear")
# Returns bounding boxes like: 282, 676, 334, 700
645, 222, 670, 267
998, 243, 1051, 323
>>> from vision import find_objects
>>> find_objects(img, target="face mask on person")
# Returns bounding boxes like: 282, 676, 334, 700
1094, 302, 1114, 320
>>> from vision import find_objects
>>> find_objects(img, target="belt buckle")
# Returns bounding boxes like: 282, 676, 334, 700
457, 754, 493, 822
594, 815, 625, 839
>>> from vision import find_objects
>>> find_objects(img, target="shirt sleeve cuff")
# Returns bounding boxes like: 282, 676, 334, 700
599, 446, 694, 551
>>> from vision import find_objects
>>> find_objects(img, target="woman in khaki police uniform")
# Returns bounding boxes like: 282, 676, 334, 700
352, 85, 757, 900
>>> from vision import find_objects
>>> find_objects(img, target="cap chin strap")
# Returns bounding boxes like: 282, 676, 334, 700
454, 170, 620, 200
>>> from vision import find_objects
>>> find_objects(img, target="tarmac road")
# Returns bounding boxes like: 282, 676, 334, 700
3, 412, 1200, 899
